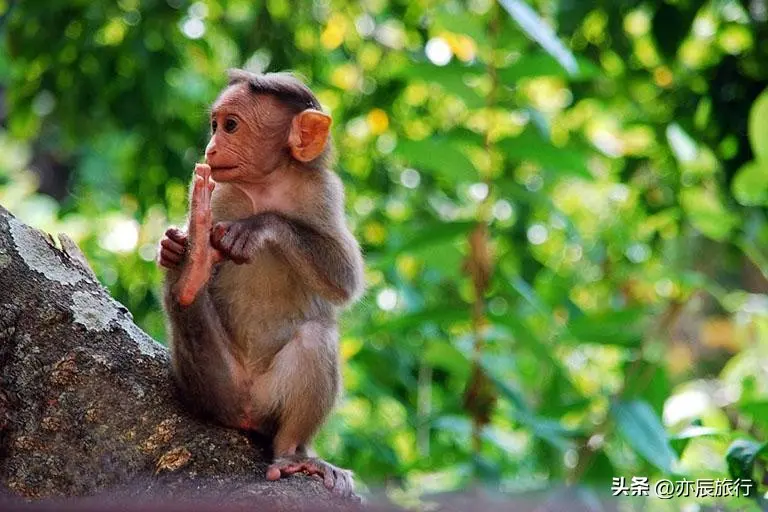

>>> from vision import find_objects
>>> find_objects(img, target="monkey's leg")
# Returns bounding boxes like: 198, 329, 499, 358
262, 322, 355, 497
163, 278, 248, 427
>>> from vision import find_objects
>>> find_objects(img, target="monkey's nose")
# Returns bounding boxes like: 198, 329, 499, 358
205, 140, 217, 159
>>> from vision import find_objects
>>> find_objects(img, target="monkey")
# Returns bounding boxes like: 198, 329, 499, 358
157, 70, 364, 497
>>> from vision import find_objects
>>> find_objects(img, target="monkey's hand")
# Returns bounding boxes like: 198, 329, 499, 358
175, 164, 222, 306
157, 228, 188, 269
266, 455, 356, 498
210, 216, 275, 265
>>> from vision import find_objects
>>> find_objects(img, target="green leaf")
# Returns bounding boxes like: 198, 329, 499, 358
499, 52, 601, 83
395, 136, 477, 183
412, 240, 463, 278
611, 399, 677, 474
666, 123, 698, 163
581, 450, 616, 484
568, 308, 647, 347
623, 361, 669, 415
748, 88, 768, 161
398, 62, 484, 107
680, 188, 739, 241
669, 426, 724, 457
739, 401, 768, 431
355, 306, 471, 336
732, 161, 768, 206
424, 339, 470, 379
368, 221, 474, 268
433, 8, 487, 44
488, 370, 578, 450
497, 129, 592, 179
498, 0, 578, 76
726, 439, 767, 481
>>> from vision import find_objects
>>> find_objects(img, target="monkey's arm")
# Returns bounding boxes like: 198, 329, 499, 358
211, 212, 363, 304
172, 164, 224, 306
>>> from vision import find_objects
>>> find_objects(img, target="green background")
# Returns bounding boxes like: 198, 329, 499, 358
2, 0, 768, 508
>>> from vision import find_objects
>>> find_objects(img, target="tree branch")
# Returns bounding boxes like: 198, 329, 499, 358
0, 204, 358, 509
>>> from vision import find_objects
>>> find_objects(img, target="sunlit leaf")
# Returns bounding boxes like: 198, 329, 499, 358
680, 188, 739, 241
368, 221, 474, 268
748, 88, 768, 161
498, 0, 579, 76
739, 401, 768, 431
500, 52, 601, 83
355, 306, 471, 336
487, 367, 578, 450
623, 361, 668, 415
669, 426, 724, 457
611, 399, 677, 474
568, 308, 647, 347
497, 129, 592, 179
666, 123, 697, 163
395, 136, 477, 183
424, 339, 470, 379
398, 61, 484, 107
732, 161, 768, 206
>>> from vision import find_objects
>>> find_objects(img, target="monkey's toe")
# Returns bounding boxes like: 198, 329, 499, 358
266, 456, 355, 498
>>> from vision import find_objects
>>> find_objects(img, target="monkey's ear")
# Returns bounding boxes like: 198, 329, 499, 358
288, 109, 332, 163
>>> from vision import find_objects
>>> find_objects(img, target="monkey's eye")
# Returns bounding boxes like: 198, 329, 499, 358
211, 120, 218, 133
224, 118, 238, 133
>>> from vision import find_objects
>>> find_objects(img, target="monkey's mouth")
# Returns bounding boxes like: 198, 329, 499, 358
210, 166, 239, 180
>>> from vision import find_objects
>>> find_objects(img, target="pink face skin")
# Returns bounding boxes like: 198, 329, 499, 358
204, 84, 294, 184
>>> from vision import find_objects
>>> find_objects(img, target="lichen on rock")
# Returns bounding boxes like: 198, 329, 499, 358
8, 216, 86, 285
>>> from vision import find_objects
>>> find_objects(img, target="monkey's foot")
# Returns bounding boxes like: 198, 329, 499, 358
266, 456, 355, 498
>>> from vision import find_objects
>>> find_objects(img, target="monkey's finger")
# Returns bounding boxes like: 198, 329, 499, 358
190, 175, 205, 209
211, 222, 231, 246
161, 237, 185, 255
165, 228, 188, 244
212, 248, 225, 265
202, 172, 211, 207
160, 247, 183, 264
194, 163, 211, 179
231, 233, 250, 261
190, 176, 210, 226
158, 253, 180, 269
196, 166, 212, 207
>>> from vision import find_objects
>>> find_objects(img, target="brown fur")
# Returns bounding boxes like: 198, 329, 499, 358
158, 71, 364, 497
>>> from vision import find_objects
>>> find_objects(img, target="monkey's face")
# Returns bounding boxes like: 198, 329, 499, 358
205, 84, 293, 183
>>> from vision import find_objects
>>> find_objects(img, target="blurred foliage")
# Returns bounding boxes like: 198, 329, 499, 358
2, 0, 768, 508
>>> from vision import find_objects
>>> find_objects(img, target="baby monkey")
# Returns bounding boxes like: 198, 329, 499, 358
158, 70, 364, 497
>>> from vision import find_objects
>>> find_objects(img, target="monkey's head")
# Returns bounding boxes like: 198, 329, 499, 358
204, 70, 332, 182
